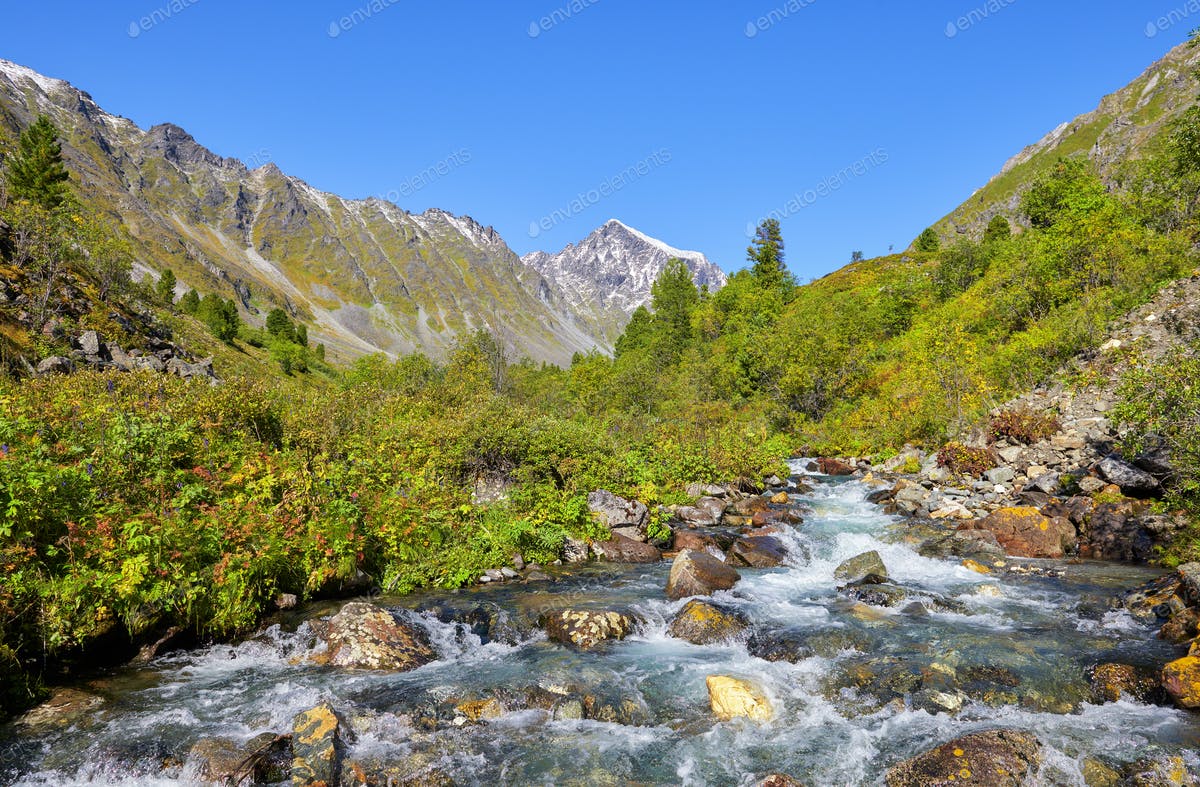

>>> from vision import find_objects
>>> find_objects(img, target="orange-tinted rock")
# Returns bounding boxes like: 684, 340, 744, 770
818, 458, 856, 476
1163, 656, 1200, 708
959, 507, 1076, 558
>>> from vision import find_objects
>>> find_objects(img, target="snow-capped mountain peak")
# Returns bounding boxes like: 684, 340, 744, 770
522, 221, 726, 317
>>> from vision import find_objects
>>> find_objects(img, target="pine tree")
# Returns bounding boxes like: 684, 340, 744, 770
747, 219, 788, 290
915, 227, 941, 252
6, 116, 71, 210
648, 259, 700, 366
265, 308, 296, 342
156, 269, 177, 305
180, 289, 200, 314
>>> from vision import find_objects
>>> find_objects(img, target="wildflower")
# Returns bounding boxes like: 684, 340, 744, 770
0, 444, 8, 457
86, 463, 95, 477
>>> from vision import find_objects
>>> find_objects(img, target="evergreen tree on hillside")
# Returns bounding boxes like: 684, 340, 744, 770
180, 288, 200, 314
614, 305, 653, 359
747, 219, 790, 290
915, 227, 941, 252
5, 116, 71, 211
156, 269, 177, 305
983, 215, 1012, 243
649, 259, 700, 365
265, 307, 297, 342
198, 294, 240, 343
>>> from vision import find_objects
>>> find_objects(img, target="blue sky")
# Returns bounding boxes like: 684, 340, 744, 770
0, 1, 1193, 280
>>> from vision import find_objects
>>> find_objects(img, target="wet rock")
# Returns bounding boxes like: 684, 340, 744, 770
587, 490, 648, 532
695, 496, 729, 521
748, 627, 872, 662
668, 599, 749, 645
541, 609, 635, 650
1160, 609, 1200, 644
834, 550, 888, 583
728, 496, 772, 516
12, 687, 104, 732
960, 507, 1076, 558
582, 691, 649, 726
418, 601, 523, 645
1121, 573, 1185, 623
911, 689, 967, 716
757, 775, 805, 787
1081, 758, 1123, 787
818, 458, 856, 476
919, 530, 1006, 563
665, 549, 741, 600
676, 505, 721, 527
706, 675, 773, 721
276, 593, 299, 610
843, 582, 909, 608
1098, 456, 1161, 498
1088, 663, 1163, 704
728, 535, 788, 568
1162, 656, 1200, 708
454, 697, 505, 722
884, 729, 1042, 786
292, 703, 347, 787
188, 738, 244, 782
1124, 756, 1199, 786
310, 602, 437, 671
590, 533, 662, 564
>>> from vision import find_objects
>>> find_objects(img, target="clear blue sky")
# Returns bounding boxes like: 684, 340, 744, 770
0, 1, 1193, 280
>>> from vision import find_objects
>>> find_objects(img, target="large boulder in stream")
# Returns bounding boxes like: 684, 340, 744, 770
668, 599, 749, 644
834, 551, 888, 584
959, 507, 1076, 558
540, 609, 635, 650
310, 602, 437, 671
665, 549, 741, 600
292, 703, 348, 787
1162, 655, 1200, 708
706, 675, 773, 721
885, 729, 1043, 786
728, 535, 788, 568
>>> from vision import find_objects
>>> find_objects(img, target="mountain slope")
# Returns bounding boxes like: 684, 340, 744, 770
0, 59, 606, 366
522, 219, 727, 341
934, 38, 1200, 241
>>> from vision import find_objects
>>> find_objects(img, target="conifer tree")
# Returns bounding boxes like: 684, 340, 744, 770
156, 269, 177, 305
747, 219, 788, 290
6, 116, 71, 210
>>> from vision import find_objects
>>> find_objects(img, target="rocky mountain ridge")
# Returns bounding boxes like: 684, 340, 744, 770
0, 59, 724, 366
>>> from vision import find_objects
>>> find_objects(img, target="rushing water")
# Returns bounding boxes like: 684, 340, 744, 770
2, 463, 1199, 786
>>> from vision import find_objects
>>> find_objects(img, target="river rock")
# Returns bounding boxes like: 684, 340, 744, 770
748, 627, 873, 663
668, 599, 749, 644
919, 530, 1006, 563
665, 549, 741, 600
310, 602, 436, 671
1088, 663, 1163, 704
835, 551, 888, 583
291, 703, 346, 787
673, 528, 737, 554
728, 535, 788, 568
884, 729, 1042, 786
1162, 656, 1200, 708
590, 533, 662, 564
687, 483, 728, 499
706, 675, 773, 721
541, 609, 635, 650
587, 490, 648, 531
757, 776, 805, 787
562, 537, 590, 564
818, 458, 856, 476
1098, 456, 1161, 497
696, 496, 729, 521
960, 507, 1076, 558
676, 505, 721, 527
1124, 756, 1199, 786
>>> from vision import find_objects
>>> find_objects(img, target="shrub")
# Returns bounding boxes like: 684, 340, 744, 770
989, 408, 1060, 445
937, 442, 994, 477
